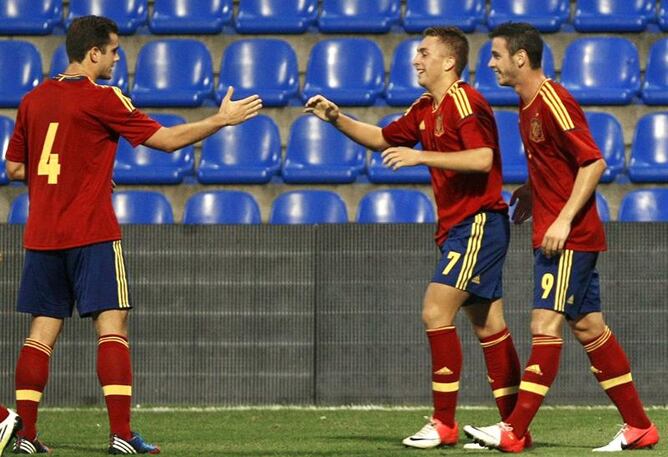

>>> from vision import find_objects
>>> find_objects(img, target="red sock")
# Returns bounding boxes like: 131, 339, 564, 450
0, 405, 9, 422
480, 328, 521, 420
15, 339, 52, 441
427, 326, 462, 427
98, 335, 132, 440
583, 327, 651, 429
506, 335, 563, 438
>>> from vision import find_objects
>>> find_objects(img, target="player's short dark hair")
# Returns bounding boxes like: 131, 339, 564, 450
423, 26, 469, 76
489, 22, 543, 69
66, 15, 119, 63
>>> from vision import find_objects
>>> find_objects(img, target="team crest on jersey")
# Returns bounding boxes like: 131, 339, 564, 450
530, 115, 545, 142
434, 113, 444, 137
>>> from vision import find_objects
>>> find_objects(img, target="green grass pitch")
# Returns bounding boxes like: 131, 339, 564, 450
24, 406, 666, 456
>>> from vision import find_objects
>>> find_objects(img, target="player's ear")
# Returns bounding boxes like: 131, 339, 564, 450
88, 46, 101, 64
515, 49, 528, 68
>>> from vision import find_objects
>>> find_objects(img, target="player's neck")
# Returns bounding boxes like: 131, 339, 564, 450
62, 62, 97, 82
515, 70, 548, 105
429, 73, 459, 108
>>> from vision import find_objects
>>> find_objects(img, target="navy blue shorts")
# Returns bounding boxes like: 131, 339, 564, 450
431, 211, 509, 300
17, 240, 132, 318
533, 249, 601, 320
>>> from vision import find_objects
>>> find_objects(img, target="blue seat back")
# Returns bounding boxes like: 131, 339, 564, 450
8, 193, 29, 224
629, 113, 668, 183
0, 115, 14, 184
319, 0, 400, 33
357, 189, 435, 223
488, 0, 569, 32
641, 38, 668, 105
0, 41, 42, 107
584, 112, 624, 183
560, 38, 640, 104
270, 190, 348, 224
0, 0, 62, 35
67, 0, 147, 34
218, 39, 298, 106
596, 192, 611, 222
114, 113, 194, 184
303, 38, 384, 106
574, 0, 654, 32
235, 0, 317, 33
474, 40, 554, 105
112, 191, 174, 224
50, 44, 129, 94
403, 0, 484, 33
619, 189, 668, 222
183, 191, 261, 224
660, 0, 668, 31
150, 0, 231, 33
132, 39, 214, 107
494, 111, 527, 183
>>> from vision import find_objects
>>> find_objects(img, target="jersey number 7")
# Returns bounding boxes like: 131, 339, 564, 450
38, 122, 61, 184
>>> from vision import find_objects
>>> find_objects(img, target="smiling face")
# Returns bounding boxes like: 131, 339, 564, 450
95, 33, 120, 81
413, 36, 453, 91
488, 37, 522, 87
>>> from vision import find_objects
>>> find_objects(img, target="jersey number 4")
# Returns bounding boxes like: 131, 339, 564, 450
38, 122, 61, 184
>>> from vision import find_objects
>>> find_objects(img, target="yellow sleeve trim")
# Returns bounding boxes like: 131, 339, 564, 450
103, 385, 133, 397
540, 84, 575, 131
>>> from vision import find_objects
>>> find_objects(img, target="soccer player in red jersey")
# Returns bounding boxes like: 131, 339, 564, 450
464, 22, 659, 453
5, 16, 261, 455
306, 27, 523, 450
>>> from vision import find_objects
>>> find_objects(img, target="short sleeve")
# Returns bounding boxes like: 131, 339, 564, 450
95, 87, 162, 147
381, 100, 424, 148
457, 112, 498, 151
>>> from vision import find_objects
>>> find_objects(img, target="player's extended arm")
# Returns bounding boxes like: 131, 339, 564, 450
304, 95, 390, 151
541, 158, 607, 257
381, 147, 492, 173
6, 160, 25, 181
143, 87, 262, 152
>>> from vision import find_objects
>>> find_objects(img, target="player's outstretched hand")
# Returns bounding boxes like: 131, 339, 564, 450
304, 95, 340, 123
381, 147, 421, 170
510, 183, 532, 224
218, 86, 263, 126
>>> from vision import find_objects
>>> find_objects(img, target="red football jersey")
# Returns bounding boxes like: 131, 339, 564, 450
382, 80, 507, 246
6, 75, 161, 250
518, 79, 606, 252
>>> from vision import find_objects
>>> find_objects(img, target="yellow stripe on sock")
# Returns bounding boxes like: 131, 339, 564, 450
102, 385, 132, 397
492, 386, 519, 398
519, 381, 550, 396
599, 373, 633, 391
432, 381, 460, 393
16, 390, 42, 402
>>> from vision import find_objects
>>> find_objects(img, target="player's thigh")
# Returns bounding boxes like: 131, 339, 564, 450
431, 211, 509, 301
67, 240, 132, 317
17, 249, 75, 318
422, 282, 469, 328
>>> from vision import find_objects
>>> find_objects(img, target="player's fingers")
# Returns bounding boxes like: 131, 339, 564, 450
305, 95, 323, 108
222, 86, 234, 103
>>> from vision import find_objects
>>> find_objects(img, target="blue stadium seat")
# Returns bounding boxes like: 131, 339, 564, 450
66, 0, 147, 34
183, 191, 261, 224
596, 192, 611, 222
114, 114, 194, 184
149, 0, 231, 34
318, 0, 400, 33
270, 190, 348, 224
494, 111, 527, 183
131, 40, 214, 107
403, 0, 484, 33
487, 0, 569, 33
198, 114, 281, 184
618, 189, 668, 222
283, 115, 366, 184
660, 0, 668, 32
585, 112, 624, 183
386, 38, 469, 107
0, 41, 42, 107
49, 44, 129, 94
302, 39, 384, 106
0, 115, 14, 185
367, 113, 431, 184
641, 38, 668, 106
560, 38, 640, 105
628, 113, 668, 183
235, 0, 317, 33
7, 193, 29, 224
0, 0, 62, 35
574, 0, 654, 32
474, 41, 554, 105
356, 189, 435, 223
217, 39, 298, 107
112, 191, 174, 224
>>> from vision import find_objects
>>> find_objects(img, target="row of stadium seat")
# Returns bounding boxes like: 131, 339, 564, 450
7, 188, 668, 224
1, 0, 667, 35
2, 109, 666, 185
2, 37, 667, 108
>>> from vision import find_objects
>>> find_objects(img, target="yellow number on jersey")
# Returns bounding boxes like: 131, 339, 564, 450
442, 251, 461, 276
38, 123, 61, 184
541, 273, 555, 300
